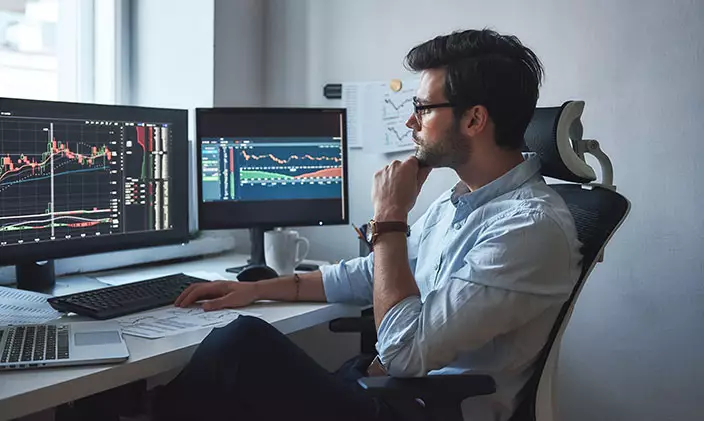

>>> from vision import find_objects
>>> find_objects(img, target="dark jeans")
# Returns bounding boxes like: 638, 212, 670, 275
153, 316, 402, 421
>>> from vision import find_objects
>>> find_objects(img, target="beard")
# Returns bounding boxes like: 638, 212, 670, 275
413, 120, 471, 169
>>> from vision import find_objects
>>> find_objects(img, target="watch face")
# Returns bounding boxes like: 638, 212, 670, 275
366, 228, 374, 243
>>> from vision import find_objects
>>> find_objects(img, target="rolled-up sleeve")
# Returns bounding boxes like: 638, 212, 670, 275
320, 254, 375, 305
375, 212, 577, 377
321, 207, 432, 306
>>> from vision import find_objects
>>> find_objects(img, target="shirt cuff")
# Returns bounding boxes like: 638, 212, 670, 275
320, 261, 352, 303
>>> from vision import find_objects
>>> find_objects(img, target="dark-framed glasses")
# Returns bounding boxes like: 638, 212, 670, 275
412, 96, 454, 123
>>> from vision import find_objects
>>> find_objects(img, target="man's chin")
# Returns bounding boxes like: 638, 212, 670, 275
413, 149, 426, 165
414, 149, 433, 168
415, 156, 433, 169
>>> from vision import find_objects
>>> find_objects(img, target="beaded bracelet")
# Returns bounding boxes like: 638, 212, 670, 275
293, 273, 301, 301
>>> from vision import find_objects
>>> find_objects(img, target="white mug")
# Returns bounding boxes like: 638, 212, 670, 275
264, 229, 310, 275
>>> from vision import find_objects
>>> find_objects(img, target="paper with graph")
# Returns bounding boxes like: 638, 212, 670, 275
342, 78, 419, 153
116, 306, 261, 339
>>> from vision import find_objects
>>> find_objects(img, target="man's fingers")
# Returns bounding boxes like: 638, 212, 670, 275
175, 286, 206, 307
174, 284, 198, 306
174, 283, 203, 306
405, 156, 422, 168
176, 283, 225, 307
174, 284, 195, 307
201, 293, 236, 311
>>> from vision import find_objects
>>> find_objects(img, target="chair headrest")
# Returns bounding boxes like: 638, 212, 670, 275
524, 101, 597, 184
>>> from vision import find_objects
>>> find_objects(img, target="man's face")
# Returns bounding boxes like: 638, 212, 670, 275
407, 69, 470, 169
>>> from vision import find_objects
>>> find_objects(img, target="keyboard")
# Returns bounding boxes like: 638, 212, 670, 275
47, 274, 209, 319
1, 324, 69, 364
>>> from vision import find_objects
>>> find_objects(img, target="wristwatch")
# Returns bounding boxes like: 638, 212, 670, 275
366, 219, 410, 245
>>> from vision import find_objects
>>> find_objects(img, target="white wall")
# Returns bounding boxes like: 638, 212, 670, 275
256, 1, 704, 420
130, 0, 215, 134
213, 0, 266, 107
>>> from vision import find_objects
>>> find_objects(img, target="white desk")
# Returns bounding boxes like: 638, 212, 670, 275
0, 252, 359, 421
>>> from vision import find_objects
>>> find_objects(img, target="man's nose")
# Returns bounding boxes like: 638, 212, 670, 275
406, 113, 419, 130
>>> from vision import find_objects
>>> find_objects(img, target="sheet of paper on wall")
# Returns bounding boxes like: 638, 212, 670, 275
0, 286, 62, 326
343, 78, 420, 153
342, 83, 363, 148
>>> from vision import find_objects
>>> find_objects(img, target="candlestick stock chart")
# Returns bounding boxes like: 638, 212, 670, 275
0, 116, 171, 247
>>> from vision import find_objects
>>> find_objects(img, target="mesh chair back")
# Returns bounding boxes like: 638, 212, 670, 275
509, 185, 630, 421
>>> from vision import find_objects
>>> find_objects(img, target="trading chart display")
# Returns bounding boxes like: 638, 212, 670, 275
201, 137, 343, 202
0, 114, 172, 247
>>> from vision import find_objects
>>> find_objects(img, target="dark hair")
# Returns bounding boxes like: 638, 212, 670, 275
405, 29, 543, 150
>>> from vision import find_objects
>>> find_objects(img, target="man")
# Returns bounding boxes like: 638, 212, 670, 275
155, 29, 581, 421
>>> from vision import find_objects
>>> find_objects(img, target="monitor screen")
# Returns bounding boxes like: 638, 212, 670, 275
196, 108, 348, 229
0, 98, 189, 265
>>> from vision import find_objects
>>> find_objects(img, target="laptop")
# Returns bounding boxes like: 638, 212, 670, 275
0, 321, 129, 370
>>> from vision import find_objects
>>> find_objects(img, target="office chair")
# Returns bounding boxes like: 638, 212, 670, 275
329, 101, 631, 421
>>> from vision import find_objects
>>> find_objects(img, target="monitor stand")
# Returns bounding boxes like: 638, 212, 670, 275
225, 226, 274, 274
16, 260, 56, 292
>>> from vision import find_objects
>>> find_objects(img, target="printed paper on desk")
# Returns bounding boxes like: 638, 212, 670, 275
0, 286, 62, 326
117, 306, 261, 339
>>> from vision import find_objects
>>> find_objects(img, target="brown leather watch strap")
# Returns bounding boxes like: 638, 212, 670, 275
374, 221, 409, 235
369, 220, 409, 245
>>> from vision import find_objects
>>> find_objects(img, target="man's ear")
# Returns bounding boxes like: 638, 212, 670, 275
460, 105, 489, 137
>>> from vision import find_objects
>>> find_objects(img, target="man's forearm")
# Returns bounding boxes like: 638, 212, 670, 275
373, 232, 420, 328
253, 270, 327, 302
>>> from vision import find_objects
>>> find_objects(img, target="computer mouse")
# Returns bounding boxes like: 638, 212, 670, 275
237, 265, 279, 282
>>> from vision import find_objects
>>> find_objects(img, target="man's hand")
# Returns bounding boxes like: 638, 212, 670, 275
174, 281, 259, 311
372, 157, 432, 222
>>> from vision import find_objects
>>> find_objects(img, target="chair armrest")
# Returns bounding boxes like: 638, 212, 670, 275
328, 316, 376, 334
358, 374, 496, 402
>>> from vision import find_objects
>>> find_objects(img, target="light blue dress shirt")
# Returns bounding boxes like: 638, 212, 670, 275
320, 153, 582, 420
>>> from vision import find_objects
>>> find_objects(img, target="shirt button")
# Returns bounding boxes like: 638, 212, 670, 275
454, 222, 462, 230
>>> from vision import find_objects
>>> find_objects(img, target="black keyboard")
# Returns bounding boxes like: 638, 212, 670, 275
47, 274, 209, 319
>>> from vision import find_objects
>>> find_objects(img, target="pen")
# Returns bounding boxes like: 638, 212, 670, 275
352, 223, 374, 252
352, 223, 365, 240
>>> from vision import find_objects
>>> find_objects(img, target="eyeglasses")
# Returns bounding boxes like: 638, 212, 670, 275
412, 96, 454, 123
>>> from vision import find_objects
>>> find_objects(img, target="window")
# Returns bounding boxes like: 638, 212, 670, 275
0, 0, 61, 100
0, 0, 126, 103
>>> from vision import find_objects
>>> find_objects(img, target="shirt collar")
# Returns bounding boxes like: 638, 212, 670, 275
450, 152, 542, 211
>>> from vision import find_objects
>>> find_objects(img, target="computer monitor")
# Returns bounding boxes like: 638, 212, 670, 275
0, 98, 190, 290
196, 107, 348, 273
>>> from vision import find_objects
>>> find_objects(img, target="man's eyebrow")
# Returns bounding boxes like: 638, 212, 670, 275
414, 96, 430, 104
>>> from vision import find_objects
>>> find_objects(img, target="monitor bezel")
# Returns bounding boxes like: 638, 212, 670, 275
0, 97, 190, 265
196, 107, 350, 230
